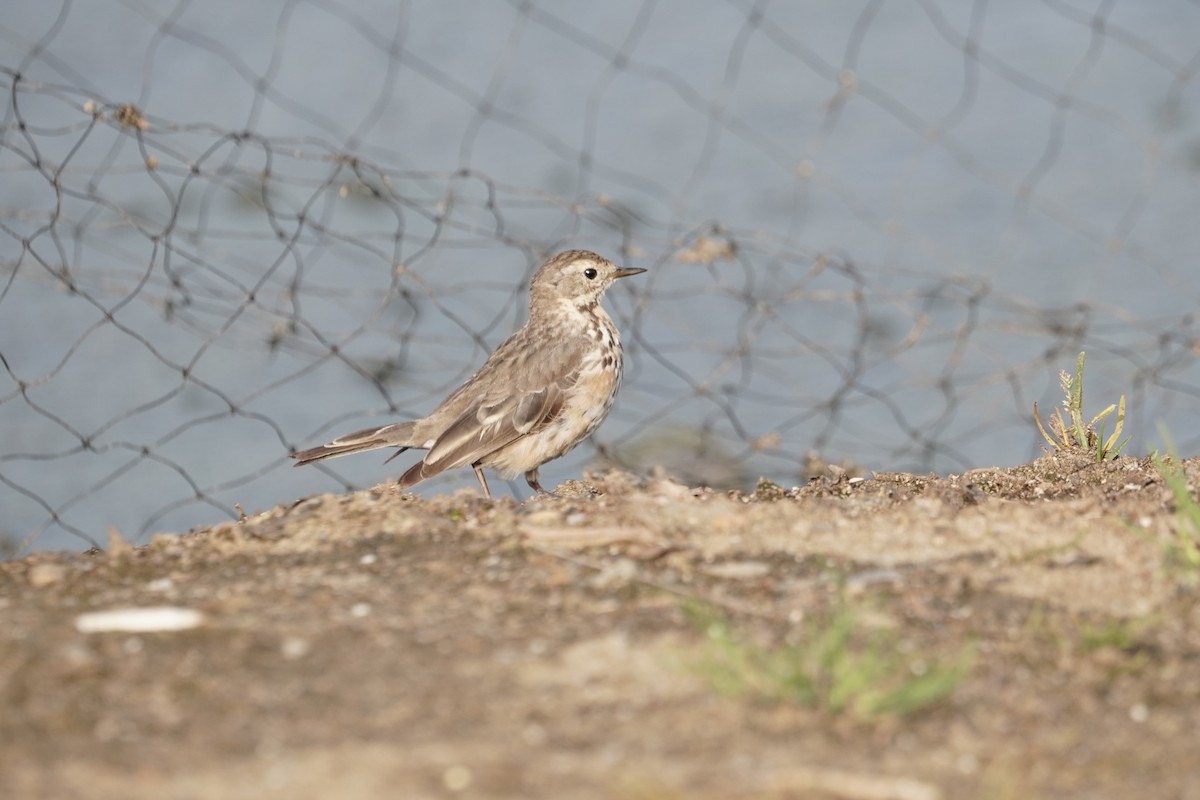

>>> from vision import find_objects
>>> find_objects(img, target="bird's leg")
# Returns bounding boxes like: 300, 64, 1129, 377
472, 463, 492, 498
524, 468, 548, 494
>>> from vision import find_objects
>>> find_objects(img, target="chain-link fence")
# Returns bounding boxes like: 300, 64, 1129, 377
3, 0, 1200, 554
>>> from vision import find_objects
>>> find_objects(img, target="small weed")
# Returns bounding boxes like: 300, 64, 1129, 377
1020, 603, 1074, 663
1034, 351, 1128, 461
1151, 426, 1200, 571
1080, 615, 1153, 652
684, 596, 973, 719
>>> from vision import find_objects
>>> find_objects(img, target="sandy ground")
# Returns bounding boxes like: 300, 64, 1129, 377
3, 452, 1200, 799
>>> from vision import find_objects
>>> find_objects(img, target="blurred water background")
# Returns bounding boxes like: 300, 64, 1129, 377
3, 0, 1200, 554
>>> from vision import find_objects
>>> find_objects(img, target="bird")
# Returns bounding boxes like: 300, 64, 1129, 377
291, 250, 645, 498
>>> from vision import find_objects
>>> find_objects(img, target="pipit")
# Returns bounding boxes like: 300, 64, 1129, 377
292, 250, 645, 497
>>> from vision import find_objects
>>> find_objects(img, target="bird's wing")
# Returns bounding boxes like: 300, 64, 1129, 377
399, 332, 584, 485
431, 385, 566, 467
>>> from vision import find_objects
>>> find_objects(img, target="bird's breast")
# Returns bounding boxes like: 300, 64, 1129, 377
482, 316, 624, 477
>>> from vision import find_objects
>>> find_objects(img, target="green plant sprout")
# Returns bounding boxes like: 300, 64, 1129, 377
684, 596, 973, 719
1034, 351, 1128, 461
1151, 425, 1200, 571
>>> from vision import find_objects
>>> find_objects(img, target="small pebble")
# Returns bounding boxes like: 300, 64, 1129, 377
28, 563, 66, 588
442, 765, 473, 792
702, 561, 771, 579
75, 606, 205, 634
281, 637, 310, 660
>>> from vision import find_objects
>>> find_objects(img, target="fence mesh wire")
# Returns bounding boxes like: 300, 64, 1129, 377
3, 0, 1200, 554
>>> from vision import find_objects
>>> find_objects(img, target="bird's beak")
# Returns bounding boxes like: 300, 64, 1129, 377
612, 267, 647, 280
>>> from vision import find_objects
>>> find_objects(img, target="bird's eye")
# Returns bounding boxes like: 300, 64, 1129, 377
583, 267, 598, 280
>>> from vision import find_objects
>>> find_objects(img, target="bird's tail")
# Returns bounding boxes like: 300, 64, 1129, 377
291, 421, 418, 466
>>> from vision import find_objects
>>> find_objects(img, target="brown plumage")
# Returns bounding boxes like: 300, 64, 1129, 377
291, 250, 645, 497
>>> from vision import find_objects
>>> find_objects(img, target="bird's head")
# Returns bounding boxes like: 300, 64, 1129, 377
530, 250, 645, 309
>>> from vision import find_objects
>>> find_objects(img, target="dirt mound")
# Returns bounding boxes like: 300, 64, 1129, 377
3, 454, 1199, 799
